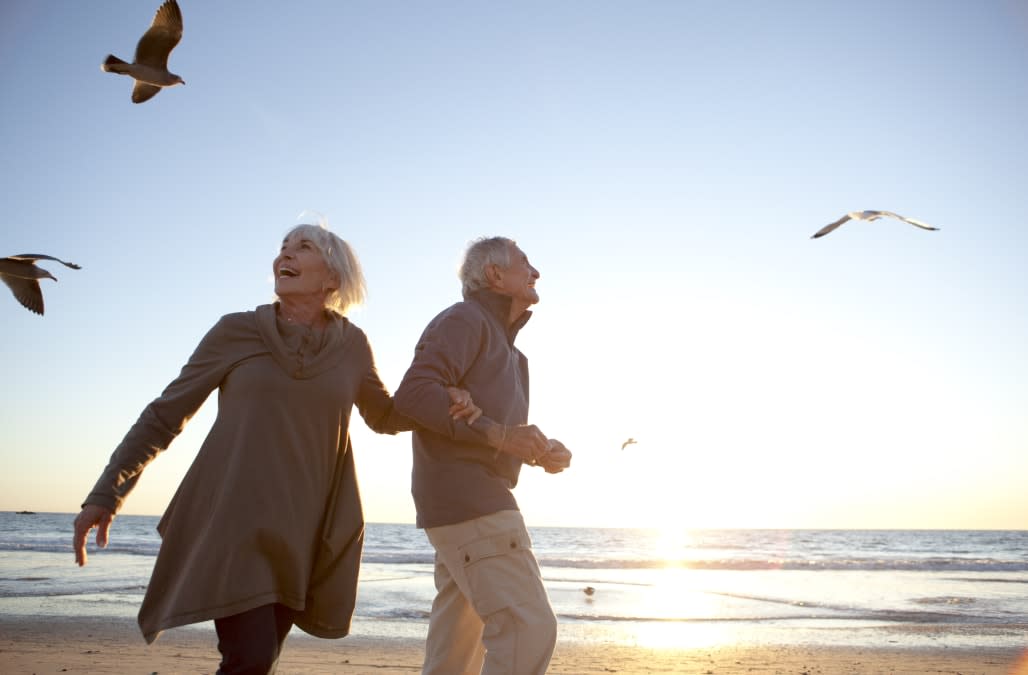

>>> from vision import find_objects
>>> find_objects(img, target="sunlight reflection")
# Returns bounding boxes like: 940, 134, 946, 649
629, 566, 739, 648
645, 569, 719, 618
652, 525, 691, 566
631, 619, 738, 650
628, 527, 745, 649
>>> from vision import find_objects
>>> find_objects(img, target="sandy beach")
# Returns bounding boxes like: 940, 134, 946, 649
1, 616, 1024, 675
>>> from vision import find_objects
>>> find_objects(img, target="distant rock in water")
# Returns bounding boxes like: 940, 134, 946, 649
15, 510, 36, 515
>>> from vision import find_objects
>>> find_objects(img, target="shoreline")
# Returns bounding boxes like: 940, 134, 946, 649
1, 615, 1024, 674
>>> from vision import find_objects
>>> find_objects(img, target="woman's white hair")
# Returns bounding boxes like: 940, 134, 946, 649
280, 222, 366, 315
459, 236, 515, 296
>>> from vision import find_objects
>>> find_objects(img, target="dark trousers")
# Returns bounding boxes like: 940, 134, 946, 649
214, 603, 295, 675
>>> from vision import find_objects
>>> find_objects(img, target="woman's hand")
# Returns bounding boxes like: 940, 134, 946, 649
446, 387, 482, 425
73, 504, 115, 567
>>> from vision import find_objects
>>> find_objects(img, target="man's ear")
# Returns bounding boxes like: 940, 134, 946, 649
485, 263, 503, 287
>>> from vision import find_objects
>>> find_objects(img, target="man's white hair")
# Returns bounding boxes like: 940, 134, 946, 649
458, 236, 514, 296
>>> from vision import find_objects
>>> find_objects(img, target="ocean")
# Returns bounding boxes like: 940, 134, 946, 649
1, 512, 1026, 651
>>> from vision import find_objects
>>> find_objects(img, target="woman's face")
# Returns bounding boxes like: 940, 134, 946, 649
273, 232, 336, 301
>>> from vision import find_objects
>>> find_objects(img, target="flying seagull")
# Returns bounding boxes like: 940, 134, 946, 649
621, 438, 637, 450
811, 210, 939, 239
101, 0, 185, 104
0, 254, 81, 316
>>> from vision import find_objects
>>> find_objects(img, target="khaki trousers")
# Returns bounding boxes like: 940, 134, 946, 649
422, 510, 557, 675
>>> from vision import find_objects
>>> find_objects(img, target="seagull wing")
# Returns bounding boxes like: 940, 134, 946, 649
810, 213, 853, 239
135, 0, 183, 68
10, 254, 81, 269
902, 218, 939, 231
132, 82, 163, 103
877, 211, 939, 231
1, 274, 45, 315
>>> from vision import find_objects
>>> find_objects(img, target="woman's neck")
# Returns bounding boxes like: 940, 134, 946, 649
278, 299, 326, 327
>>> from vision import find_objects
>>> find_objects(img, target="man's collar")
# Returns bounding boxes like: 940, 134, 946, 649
465, 288, 532, 339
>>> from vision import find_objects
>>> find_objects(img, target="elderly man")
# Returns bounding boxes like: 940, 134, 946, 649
394, 236, 572, 675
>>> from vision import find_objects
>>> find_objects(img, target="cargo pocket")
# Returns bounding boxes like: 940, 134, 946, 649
458, 529, 544, 617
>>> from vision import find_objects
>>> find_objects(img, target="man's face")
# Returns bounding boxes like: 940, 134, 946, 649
494, 243, 540, 307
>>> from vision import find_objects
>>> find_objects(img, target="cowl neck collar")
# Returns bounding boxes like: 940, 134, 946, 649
256, 303, 354, 378
464, 289, 532, 344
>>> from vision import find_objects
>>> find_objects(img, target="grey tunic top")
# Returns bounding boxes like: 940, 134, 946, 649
83, 303, 411, 643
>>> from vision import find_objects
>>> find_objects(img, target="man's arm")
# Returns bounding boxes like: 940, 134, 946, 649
394, 313, 493, 443
395, 313, 549, 462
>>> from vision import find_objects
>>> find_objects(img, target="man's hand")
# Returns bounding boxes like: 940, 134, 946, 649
535, 439, 572, 474
446, 387, 482, 425
73, 504, 115, 567
488, 422, 549, 463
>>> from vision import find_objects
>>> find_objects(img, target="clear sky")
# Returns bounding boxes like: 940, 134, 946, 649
2, 1, 1026, 530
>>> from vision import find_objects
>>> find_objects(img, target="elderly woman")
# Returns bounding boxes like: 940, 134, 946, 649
73, 222, 478, 674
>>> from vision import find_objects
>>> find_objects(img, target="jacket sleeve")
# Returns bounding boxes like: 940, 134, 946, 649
82, 316, 241, 513
393, 312, 495, 447
355, 356, 416, 435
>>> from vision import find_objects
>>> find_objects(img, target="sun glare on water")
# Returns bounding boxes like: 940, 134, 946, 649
652, 524, 692, 566
626, 526, 742, 649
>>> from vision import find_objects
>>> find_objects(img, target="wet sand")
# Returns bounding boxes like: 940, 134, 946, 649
0, 615, 1024, 674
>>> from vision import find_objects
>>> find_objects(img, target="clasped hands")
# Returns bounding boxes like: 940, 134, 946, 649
447, 389, 570, 473
488, 422, 572, 474
535, 438, 572, 474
